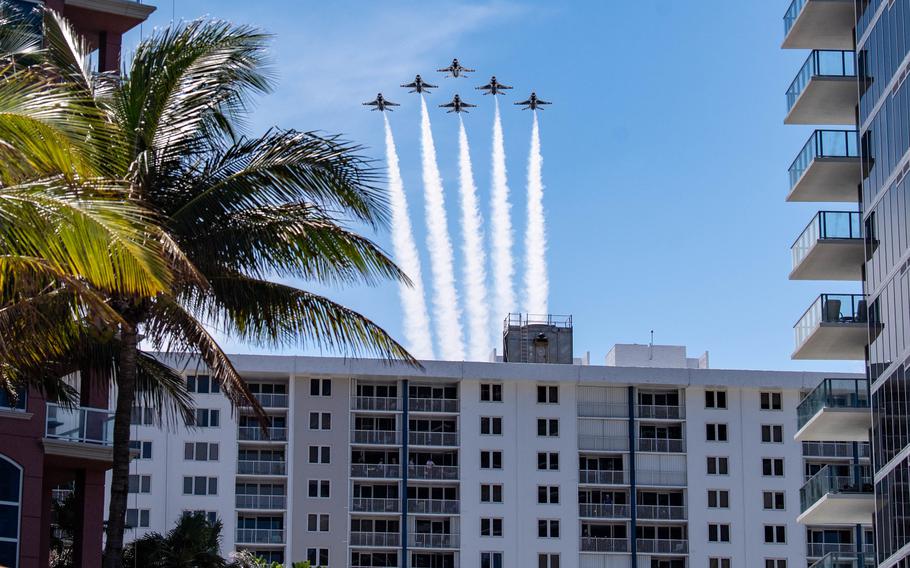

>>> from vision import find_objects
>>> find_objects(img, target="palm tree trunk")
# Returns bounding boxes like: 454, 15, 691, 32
102, 322, 139, 568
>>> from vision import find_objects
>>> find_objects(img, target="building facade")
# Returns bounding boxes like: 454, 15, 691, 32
118, 343, 862, 568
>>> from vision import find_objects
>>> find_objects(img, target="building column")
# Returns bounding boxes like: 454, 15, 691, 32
38, 476, 54, 568
628, 385, 637, 567
97, 31, 122, 73
72, 470, 106, 568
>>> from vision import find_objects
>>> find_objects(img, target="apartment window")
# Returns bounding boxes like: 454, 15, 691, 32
708, 523, 731, 543
182, 476, 217, 496
306, 548, 328, 567
481, 450, 503, 470
308, 446, 331, 464
481, 517, 503, 537
308, 480, 330, 498
192, 408, 220, 428
129, 440, 152, 459
709, 560, 731, 568
185, 510, 217, 524
760, 392, 782, 410
707, 489, 729, 508
761, 424, 783, 443
537, 519, 560, 538
706, 423, 728, 442
764, 525, 786, 544
707, 456, 729, 475
128, 475, 151, 494
705, 390, 727, 409
763, 491, 785, 510
309, 378, 331, 397
481, 552, 503, 568
130, 406, 154, 426
308, 412, 331, 430
537, 418, 559, 437
765, 561, 787, 568
480, 383, 502, 402
481, 484, 503, 503
186, 375, 219, 394
481, 416, 502, 435
538, 554, 560, 568
538, 486, 559, 504
537, 385, 558, 404
762, 458, 784, 477
537, 452, 559, 470
125, 508, 150, 528
184, 442, 219, 461
307, 513, 329, 532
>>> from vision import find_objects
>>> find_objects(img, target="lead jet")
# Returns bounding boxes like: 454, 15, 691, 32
439, 94, 477, 113
437, 58, 474, 78
515, 92, 551, 110
476, 76, 512, 96
401, 74, 437, 94
363, 93, 400, 112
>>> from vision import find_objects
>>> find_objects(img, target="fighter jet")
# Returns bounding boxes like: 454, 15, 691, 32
476, 76, 512, 96
437, 58, 474, 78
439, 94, 477, 113
401, 74, 437, 94
515, 92, 551, 110
362, 93, 400, 112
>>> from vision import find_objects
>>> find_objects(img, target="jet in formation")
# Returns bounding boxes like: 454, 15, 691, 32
515, 92, 551, 110
437, 58, 474, 78
439, 94, 477, 113
476, 76, 512, 96
401, 74, 437, 94
363, 93, 399, 112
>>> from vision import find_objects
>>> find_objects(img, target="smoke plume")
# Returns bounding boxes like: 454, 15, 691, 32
524, 112, 548, 315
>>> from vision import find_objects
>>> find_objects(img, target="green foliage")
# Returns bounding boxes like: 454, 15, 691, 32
124, 512, 227, 568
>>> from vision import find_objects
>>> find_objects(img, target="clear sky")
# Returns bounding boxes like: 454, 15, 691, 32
124, 1, 863, 374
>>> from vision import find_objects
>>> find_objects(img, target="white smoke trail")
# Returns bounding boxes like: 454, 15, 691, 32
490, 98, 516, 336
457, 117, 490, 361
524, 112, 548, 315
418, 97, 465, 360
382, 115, 435, 359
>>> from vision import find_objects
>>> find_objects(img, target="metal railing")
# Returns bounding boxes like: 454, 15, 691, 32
580, 537, 629, 552
636, 539, 689, 554
808, 542, 873, 558
795, 294, 867, 349
792, 211, 862, 269
797, 378, 870, 430
408, 533, 459, 549
578, 503, 631, 518
789, 130, 858, 189
407, 464, 459, 480
578, 435, 629, 451
238, 426, 287, 441
809, 552, 875, 568
504, 313, 573, 330
408, 431, 458, 447
636, 469, 688, 486
577, 402, 628, 418
45, 403, 114, 445
800, 464, 873, 512
636, 504, 687, 520
802, 441, 871, 459
235, 494, 286, 510
783, 0, 807, 36
408, 398, 459, 413
352, 396, 400, 411
253, 393, 288, 408
637, 438, 685, 453
578, 469, 627, 485
351, 464, 401, 479
787, 50, 856, 111
235, 528, 284, 544
407, 499, 459, 514
636, 404, 685, 420
237, 460, 287, 476
351, 430, 400, 445
351, 497, 400, 513
350, 532, 400, 547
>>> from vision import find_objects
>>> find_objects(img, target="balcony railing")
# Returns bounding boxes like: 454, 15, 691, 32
237, 460, 287, 476
352, 396, 400, 411
579, 469, 627, 485
253, 393, 288, 408
802, 441, 870, 459
578, 435, 629, 452
787, 50, 855, 111
577, 402, 628, 418
792, 210, 861, 268
789, 130, 858, 190
407, 464, 459, 480
783, 0, 808, 36
800, 464, 872, 512
407, 499, 459, 514
580, 537, 629, 552
352, 430, 400, 445
579, 503, 631, 519
45, 403, 114, 446
807, 542, 874, 558
636, 505, 687, 520
235, 494, 286, 510
235, 528, 284, 544
797, 378, 869, 430
794, 294, 867, 354
809, 552, 875, 568
238, 426, 287, 442
636, 469, 687, 486
351, 497, 400, 513
408, 533, 459, 549
351, 464, 401, 479
637, 438, 685, 453
350, 531, 400, 547
408, 398, 459, 413
408, 432, 458, 447
637, 405, 684, 420
636, 539, 689, 554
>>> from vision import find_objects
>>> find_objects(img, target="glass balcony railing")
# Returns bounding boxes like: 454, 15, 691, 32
636, 505, 687, 520
787, 50, 856, 111
636, 404, 684, 420
797, 378, 869, 430
352, 396, 400, 411
350, 464, 400, 479
800, 464, 872, 512
578, 503, 631, 519
578, 435, 629, 452
802, 441, 871, 459
351, 430, 400, 445
235, 528, 284, 544
792, 211, 861, 269
45, 403, 114, 446
407, 499, 459, 514
578, 469, 627, 485
408, 398, 459, 413
252, 393, 288, 408
238, 426, 287, 442
580, 537, 629, 552
351, 498, 400, 513
636, 438, 685, 453
809, 552, 875, 568
408, 533, 459, 549
407, 464, 459, 480
789, 130, 858, 189
235, 494, 286, 510
636, 469, 687, 486
807, 542, 875, 558
408, 431, 458, 447
636, 539, 688, 554
350, 532, 400, 547
795, 294, 867, 346
783, 0, 808, 36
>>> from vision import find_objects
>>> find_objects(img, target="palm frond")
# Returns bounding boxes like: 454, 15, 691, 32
136, 352, 195, 428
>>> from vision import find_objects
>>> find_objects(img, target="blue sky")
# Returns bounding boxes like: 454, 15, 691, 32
124, 1, 862, 373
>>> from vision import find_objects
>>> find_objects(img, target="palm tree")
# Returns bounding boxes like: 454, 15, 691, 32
15, 10, 415, 568
124, 512, 227, 568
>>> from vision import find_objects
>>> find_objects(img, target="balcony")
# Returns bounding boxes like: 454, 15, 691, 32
408, 432, 458, 447
407, 499, 459, 514
807, 542, 874, 559
238, 426, 287, 442
408, 533, 459, 549
408, 398, 458, 413
636, 539, 688, 554
235, 494, 286, 510
785, 50, 856, 125
793, 294, 868, 360
43, 403, 115, 464
352, 430, 401, 445
407, 464, 459, 481
798, 464, 873, 525
579, 469, 628, 485
782, 0, 856, 50
237, 460, 287, 476
636, 505, 687, 521
579, 503, 631, 519
791, 211, 863, 280
788, 130, 860, 202
351, 498, 400, 513
809, 552, 875, 568
636, 470, 687, 487
352, 396, 400, 411
580, 537, 629, 553
636, 438, 685, 453
636, 405, 684, 420
578, 435, 629, 452
351, 464, 401, 479
350, 532, 400, 547
253, 393, 288, 408
235, 528, 284, 545
802, 441, 871, 459
796, 378, 870, 442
